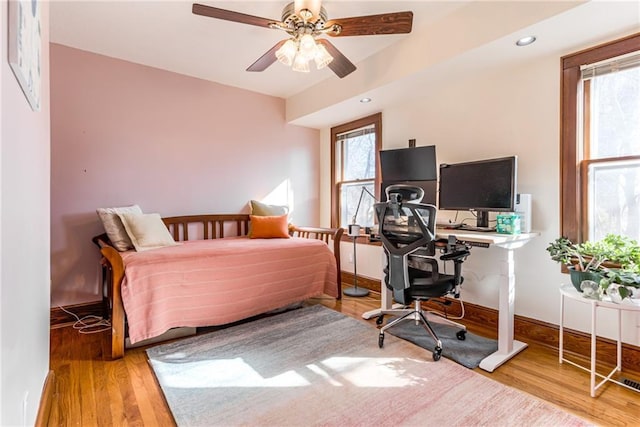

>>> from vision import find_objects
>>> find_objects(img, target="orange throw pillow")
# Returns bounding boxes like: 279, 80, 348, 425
249, 214, 291, 239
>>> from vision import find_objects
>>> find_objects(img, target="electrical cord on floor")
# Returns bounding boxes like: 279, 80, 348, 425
58, 305, 111, 334
425, 298, 466, 320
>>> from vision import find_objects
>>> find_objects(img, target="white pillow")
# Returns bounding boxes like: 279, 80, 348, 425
118, 213, 178, 252
96, 205, 143, 251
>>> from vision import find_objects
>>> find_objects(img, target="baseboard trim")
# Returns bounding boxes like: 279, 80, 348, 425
342, 271, 640, 373
50, 300, 107, 328
35, 370, 55, 427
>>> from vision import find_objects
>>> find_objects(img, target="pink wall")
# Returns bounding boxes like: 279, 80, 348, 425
50, 43, 321, 306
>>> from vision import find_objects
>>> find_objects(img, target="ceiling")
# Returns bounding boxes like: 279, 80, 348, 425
50, 1, 640, 128
50, 1, 464, 98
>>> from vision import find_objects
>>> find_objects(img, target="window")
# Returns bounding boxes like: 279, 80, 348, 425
331, 113, 382, 229
561, 33, 640, 243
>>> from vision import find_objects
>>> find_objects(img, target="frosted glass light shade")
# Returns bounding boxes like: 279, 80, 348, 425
298, 34, 318, 60
314, 43, 333, 69
292, 54, 310, 73
276, 39, 297, 66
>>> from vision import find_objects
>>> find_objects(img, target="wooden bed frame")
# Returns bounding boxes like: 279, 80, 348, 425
92, 214, 343, 359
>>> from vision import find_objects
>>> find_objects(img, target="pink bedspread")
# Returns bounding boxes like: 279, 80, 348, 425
120, 237, 338, 343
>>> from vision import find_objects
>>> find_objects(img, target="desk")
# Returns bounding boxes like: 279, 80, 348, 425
362, 229, 538, 372
559, 284, 640, 397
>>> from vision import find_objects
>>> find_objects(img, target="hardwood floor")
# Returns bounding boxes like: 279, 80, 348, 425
48, 293, 640, 426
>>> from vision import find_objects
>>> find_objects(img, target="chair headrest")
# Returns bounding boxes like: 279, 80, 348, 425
385, 184, 424, 203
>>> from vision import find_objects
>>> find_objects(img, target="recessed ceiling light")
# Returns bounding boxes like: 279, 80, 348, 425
516, 36, 536, 47
360, 97, 372, 103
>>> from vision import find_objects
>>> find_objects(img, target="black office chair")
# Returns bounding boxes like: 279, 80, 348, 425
374, 192, 470, 361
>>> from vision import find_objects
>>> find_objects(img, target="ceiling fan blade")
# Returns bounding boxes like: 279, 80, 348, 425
246, 40, 287, 72
192, 3, 275, 28
316, 39, 356, 79
326, 11, 413, 37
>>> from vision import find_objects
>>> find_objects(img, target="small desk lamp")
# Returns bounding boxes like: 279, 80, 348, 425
344, 186, 377, 297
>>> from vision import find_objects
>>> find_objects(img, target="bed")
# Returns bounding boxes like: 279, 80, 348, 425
93, 214, 343, 359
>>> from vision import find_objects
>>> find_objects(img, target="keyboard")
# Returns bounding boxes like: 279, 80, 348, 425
436, 222, 463, 229
465, 240, 490, 248
459, 225, 496, 232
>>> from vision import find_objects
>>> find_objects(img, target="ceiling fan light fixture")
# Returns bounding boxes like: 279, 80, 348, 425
192, 2, 414, 79
292, 53, 311, 73
294, 0, 321, 21
276, 39, 297, 66
314, 43, 333, 69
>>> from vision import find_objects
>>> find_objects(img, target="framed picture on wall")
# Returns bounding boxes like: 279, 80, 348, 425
8, 0, 42, 111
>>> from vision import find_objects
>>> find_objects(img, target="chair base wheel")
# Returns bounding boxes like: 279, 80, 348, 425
433, 346, 442, 361
376, 315, 385, 326
378, 333, 385, 348
456, 330, 467, 341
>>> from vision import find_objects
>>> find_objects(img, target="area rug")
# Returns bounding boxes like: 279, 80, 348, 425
384, 315, 498, 368
147, 305, 589, 427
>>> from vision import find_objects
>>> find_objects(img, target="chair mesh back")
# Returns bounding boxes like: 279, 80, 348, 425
375, 201, 436, 255
375, 201, 437, 303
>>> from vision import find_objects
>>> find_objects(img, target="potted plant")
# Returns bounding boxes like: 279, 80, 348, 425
546, 237, 604, 271
546, 236, 605, 291
546, 234, 640, 294
599, 266, 640, 302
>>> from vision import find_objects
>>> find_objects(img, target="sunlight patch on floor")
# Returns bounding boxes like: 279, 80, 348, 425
157, 355, 431, 389
321, 356, 430, 387
159, 357, 310, 388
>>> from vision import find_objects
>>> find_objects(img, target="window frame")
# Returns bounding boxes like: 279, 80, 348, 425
330, 113, 382, 229
560, 32, 640, 243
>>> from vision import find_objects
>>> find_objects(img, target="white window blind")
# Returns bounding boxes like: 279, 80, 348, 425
581, 51, 640, 80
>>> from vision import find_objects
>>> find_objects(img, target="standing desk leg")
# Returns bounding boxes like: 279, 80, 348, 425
362, 251, 405, 319
362, 286, 395, 319
479, 248, 528, 372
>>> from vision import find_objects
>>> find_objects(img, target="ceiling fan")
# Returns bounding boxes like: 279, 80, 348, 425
192, 1, 413, 79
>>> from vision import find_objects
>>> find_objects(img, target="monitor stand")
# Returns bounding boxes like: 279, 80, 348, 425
476, 211, 489, 228
459, 211, 495, 232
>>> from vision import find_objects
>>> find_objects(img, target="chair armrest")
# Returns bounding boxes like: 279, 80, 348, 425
422, 258, 440, 281
440, 249, 470, 262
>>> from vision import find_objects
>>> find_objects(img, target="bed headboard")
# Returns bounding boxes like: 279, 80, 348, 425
162, 214, 250, 241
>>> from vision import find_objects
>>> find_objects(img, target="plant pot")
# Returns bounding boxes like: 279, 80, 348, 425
569, 267, 603, 293
605, 284, 624, 303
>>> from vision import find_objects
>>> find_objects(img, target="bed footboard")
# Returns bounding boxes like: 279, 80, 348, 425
289, 225, 343, 294
93, 215, 343, 360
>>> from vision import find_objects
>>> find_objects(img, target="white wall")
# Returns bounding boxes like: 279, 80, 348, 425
0, 1, 51, 425
323, 46, 640, 346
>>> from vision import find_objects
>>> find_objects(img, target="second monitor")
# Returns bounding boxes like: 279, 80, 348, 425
438, 156, 517, 229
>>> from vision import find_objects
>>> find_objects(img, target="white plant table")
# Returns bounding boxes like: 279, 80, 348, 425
559, 284, 640, 397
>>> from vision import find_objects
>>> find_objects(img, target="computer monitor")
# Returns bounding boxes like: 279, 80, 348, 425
380, 145, 437, 182
438, 156, 517, 228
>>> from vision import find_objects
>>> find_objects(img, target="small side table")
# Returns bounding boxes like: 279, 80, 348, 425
559, 284, 640, 397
